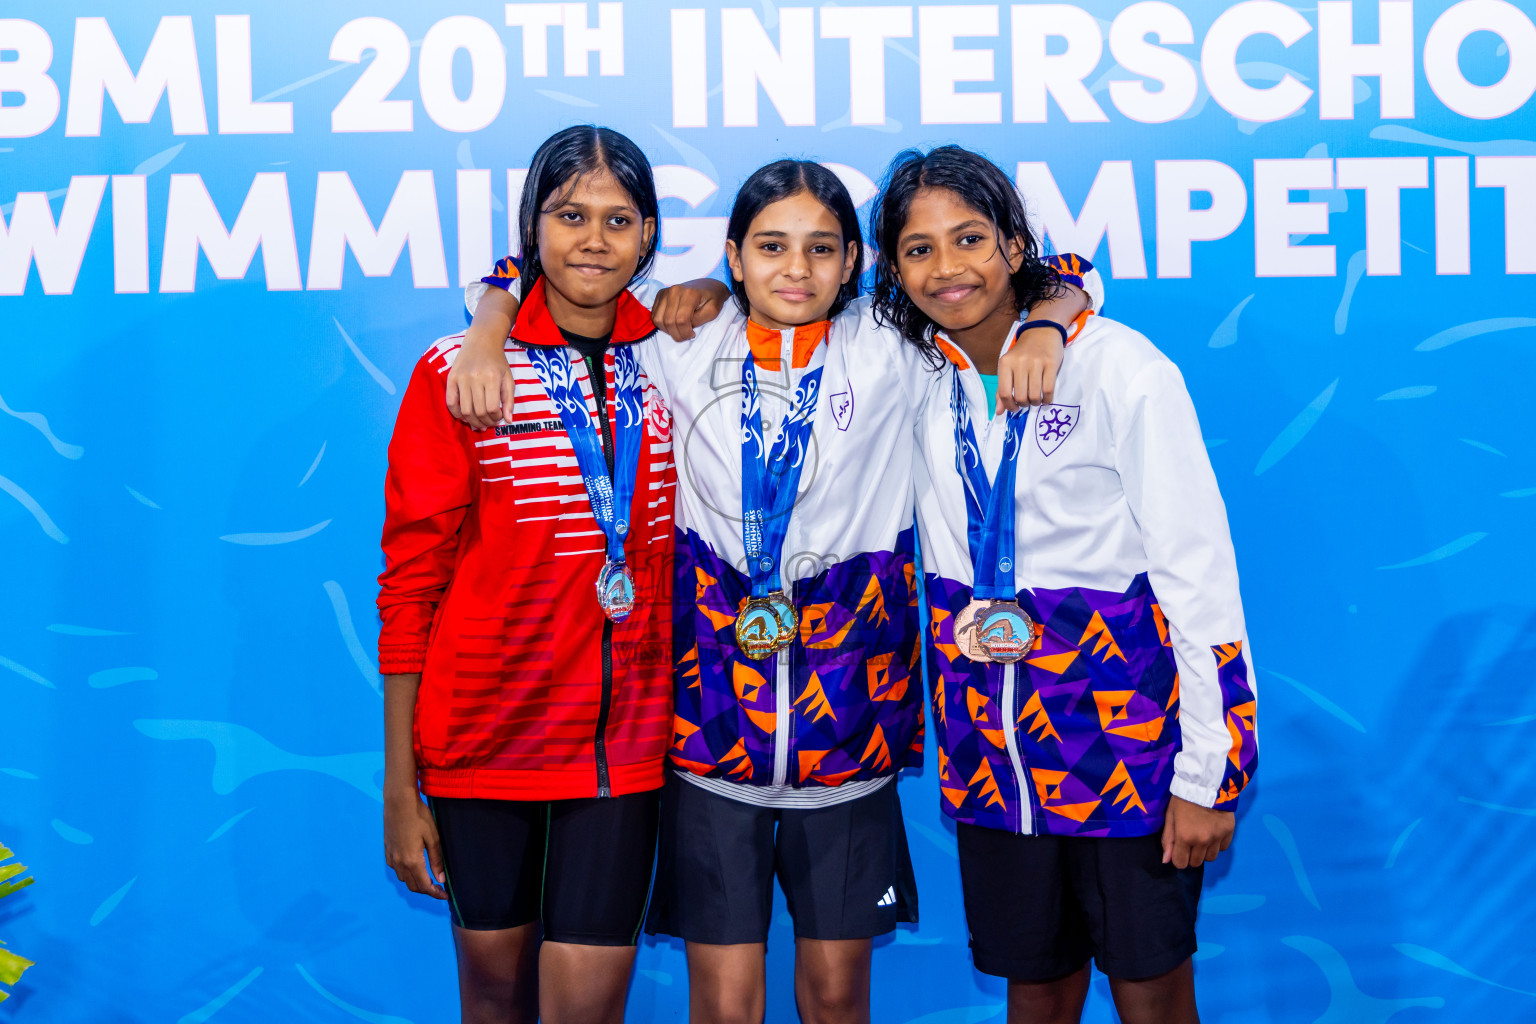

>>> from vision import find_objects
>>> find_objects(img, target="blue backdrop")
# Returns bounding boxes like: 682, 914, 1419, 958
2, 1, 1534, 1020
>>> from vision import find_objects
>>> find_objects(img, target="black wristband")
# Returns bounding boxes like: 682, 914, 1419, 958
1019, 319, 1070, 347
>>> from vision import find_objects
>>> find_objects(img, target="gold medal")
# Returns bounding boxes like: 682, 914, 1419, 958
735, 592, 798, 661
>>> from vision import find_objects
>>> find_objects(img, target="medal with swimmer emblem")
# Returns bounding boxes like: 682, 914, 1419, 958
970, 601, 1032, 666
595, 559, 637, 622
735, 592, 799, 661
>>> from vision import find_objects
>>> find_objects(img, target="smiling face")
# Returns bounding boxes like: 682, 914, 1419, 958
893, 186, 1025, 340
536, 168, 655, 328
725, 190, 858, 331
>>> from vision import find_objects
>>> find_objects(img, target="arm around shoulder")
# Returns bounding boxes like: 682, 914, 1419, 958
449, 285, 520, 430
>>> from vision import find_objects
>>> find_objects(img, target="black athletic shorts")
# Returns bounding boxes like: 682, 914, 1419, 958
646, 772, 918, 945
957, 825, 1202, 982
427, 791, 659, 944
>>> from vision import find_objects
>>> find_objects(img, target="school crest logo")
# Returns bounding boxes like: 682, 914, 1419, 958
646, 388, 672, 443
828, 387, 854, 431
1035, 405, 1079, 456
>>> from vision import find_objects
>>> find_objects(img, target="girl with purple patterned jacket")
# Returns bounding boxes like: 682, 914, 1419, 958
874, 146, 1257, 1024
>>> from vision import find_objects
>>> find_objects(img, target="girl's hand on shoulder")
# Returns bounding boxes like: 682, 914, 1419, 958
651, 279, 731, 341
384, 790, 448, 900
996, 327, 1064, 412
446, 322, 515, 430
996, 280, 1091, 412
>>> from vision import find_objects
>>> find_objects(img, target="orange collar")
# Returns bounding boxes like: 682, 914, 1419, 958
933, 335, 971, 371
937, 311, 1095, 372
745, 319, 830, 370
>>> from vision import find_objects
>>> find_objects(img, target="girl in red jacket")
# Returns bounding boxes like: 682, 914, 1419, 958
376, 126, 720, 1024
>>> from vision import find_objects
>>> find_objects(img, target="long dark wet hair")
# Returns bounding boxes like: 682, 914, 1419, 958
870, 146, 1062, 367
725, 159, 864, 320
517, 125, 659, 297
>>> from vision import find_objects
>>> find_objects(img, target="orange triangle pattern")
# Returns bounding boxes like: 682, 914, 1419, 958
861, 724, 892, 772
800, 602, 856, 649
811, 767, 861, 787
1226, 700, 1257, 768
1100, 760, 1146, 813
856, 575, 889, 626
1018, 690, 1061, 744
1031, 767, 1070, 804
1106, 717, 1165, 743
1044, 800, 1101, 823
1027, 650, 1079, 676
672, 716, 700, 751
968, 759, 1006, 809
1215, 640, 1244, 668
1079, 611, 1126, 662
720, 738, 753, 780
967, 687, 1007, 749
678, 644, 702, 690
671, 755, 717, 776
1093, 689, 1137, 730
794, 671, 837, 723
733, 662, 766, 705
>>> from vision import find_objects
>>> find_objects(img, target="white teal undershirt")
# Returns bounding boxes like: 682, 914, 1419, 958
980, 373, 1000, 416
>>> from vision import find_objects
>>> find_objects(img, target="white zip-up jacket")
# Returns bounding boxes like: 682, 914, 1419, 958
649, 305, 928, 791
915, 312, 1258, 837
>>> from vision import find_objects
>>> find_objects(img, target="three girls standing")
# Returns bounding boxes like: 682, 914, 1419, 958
379, 125, 1255, 1024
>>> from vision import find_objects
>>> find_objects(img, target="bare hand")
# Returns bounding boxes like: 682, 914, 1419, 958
446, 329, 514, 430
1161, 795, 1235, 870
651, 279, 730, 341
996, 327, 1063, 412
384, 791, 448, 899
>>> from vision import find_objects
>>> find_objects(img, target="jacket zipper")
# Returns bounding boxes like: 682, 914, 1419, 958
772, 626, 793, 787
1001, 663, 1032, 834
592, 352, 616, 798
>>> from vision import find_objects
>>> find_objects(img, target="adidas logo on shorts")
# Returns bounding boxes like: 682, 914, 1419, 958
876, 886, 896, 908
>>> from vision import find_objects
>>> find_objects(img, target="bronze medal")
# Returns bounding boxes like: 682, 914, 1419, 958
954, 598, 994, 664
974, 600, 1035, 664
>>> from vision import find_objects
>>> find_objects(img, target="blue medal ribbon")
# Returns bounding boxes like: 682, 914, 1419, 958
950, 364, 1028, 600
527, 344, 644, 566
740, 347, 825, 598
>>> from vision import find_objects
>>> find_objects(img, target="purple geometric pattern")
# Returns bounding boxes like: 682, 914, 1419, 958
1213, 641, 1258, 809
925, 572, 1256, 837
671, 528, 923, 788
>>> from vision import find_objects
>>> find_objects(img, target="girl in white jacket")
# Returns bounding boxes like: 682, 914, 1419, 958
870, 146, 1256, 1024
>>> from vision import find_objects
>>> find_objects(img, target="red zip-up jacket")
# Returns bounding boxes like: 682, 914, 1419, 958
377, 277, 676, 801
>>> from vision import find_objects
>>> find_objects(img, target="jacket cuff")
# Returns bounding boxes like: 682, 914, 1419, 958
379, 643, 428, 675
1169, 774, 1220, 809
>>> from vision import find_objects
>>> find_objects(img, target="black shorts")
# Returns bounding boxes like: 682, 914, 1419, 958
427, 791, 659, 944
957, 825, 1202, 982
646, 773, 917, 945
